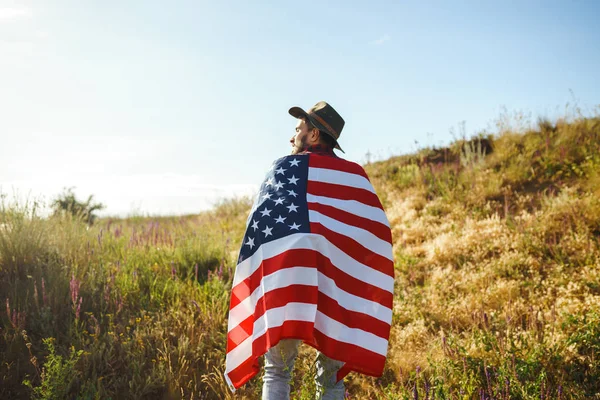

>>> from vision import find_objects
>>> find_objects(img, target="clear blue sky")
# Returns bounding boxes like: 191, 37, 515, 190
2, 0, 599, 216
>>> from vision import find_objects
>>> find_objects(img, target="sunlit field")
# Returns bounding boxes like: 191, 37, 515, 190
2, 111, 599, 399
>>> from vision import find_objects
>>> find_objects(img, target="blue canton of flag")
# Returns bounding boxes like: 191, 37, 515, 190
239, 155, 311, 263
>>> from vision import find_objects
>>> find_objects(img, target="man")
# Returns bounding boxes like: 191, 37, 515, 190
224, 102, 394, 400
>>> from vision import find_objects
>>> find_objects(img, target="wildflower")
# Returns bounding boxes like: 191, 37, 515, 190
34, 283, 39, 309
41, 278, 48, 307
75, 297, 82, 320
170, 262, 177, 280
70, 273, 80, 306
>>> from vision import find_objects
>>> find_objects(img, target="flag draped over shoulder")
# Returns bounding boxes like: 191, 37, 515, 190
224, 153, 394, 391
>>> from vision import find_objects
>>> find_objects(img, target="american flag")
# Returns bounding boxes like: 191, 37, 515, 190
224, 153, 394, 391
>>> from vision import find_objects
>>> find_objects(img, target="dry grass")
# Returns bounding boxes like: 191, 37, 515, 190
1, 113, 600, 399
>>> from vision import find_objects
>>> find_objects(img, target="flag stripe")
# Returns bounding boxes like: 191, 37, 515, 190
228, 265, 393, 344
227, 314, 254, 350
252, 285, 390, 340
226, 303, 317, 373
228, 302, 389, 376
308, 210, 393, 260
306, 193, 390, 227
230, 248, 393, 317
308, 167, 375, 194
310, 222, 395, 278
227, 319, 388, 390
317, 291, 391, 339
231, 234, 394, 291
308, 155, 371, 180
309, 330, 386, 377
314, 311, 389, 356
308, 181, 383, 209
229, 266, 316, 330
226, 153, 394, 391
308, 201, 392, 244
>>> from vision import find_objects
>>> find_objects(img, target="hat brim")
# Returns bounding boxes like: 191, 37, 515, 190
288, 106, 344, 153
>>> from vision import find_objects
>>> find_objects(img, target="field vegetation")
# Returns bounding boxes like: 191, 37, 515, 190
1, 109, 599, 399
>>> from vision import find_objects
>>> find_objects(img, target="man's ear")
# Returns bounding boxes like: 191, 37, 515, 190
311, 128, 320, 143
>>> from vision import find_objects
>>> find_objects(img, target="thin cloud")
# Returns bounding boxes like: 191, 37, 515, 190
0, 7, 32, 20
371, 34, 391, 46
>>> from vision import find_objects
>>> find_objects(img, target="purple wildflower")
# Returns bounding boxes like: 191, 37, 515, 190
70, 273, 82, 319
34, 283, 39, 308
41, 278, 48, 307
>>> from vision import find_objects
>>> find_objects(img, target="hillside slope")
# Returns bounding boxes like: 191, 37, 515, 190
355, 116, 600, 398
0, 116, 599, 399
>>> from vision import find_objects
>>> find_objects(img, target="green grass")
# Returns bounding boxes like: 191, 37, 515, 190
1, 113, 600, 399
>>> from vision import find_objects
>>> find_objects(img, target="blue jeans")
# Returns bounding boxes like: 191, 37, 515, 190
262, 339, 345, 400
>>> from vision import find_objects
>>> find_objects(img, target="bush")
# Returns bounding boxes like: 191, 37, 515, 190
51, 188, 105, 225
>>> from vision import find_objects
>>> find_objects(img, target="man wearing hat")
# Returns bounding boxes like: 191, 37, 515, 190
224, 100, 394, 400
262, 101, 347, 400
288, 101, 345, 156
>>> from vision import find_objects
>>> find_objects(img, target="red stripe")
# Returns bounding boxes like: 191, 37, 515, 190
227, 319, 387, 389
230, 249, 393, 315
317, 293, 391, 340
229, 277, 252, 309
307, 181, 383, 209
228, 285, 390, 352
226, 355, 260, 390
227, 320, 315, 388
310, 222, 394, 278
308, 201, 392, 244
228, 286, 316, 353
228, 255, 393, 352
315, 251, 393, 308
227, 314, 254, 352
254, 285, 318, 320
309, 329, 386, 377
309, 154, 370, 180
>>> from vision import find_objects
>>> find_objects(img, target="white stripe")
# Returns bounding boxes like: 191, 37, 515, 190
232, 234, 394, 293
317, 272, 392, 324
253, 302, 317, 338
306, 194, 390, 228
315, 311, 389, 356
225, 335, 252, 373
228, 267, 317, 332
225, 302, 316, 373
308, 167, 375, 194
228, 267, 391, 333
309, 210, 393, 262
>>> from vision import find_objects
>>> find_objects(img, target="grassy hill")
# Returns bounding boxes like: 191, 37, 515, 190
1, 114, 599, 399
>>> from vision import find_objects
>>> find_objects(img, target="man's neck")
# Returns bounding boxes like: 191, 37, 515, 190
302, 144, 334, 154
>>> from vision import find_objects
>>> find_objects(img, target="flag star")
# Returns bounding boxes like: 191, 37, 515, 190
286, 203, 299, 213
265, 177, 274, 187
262, 193, 272, 200
259, 207, 272, 217
274, 181, 285, 190
251, 220, 259, 231
288, 175, 299, 185
245, 236, 255, 248
273, 197, 285, 206
289, 158, 301, 167
288, 222, 301, 230
275, 167, 287, 175
262, 225, 273, 238
287, 189, 298, 197
274, 215, 286, 224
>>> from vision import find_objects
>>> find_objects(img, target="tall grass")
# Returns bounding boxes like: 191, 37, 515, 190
1, 113, 600, 399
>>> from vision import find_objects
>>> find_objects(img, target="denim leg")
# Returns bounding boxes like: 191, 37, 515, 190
262, 339, 301, 400
315, 351, 345, 400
